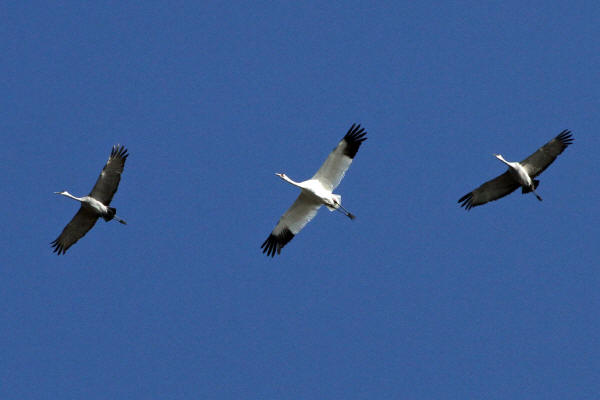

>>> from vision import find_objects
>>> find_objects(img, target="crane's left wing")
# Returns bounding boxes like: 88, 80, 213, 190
51, 206, 99, 255
520, 130, 573, 178
458, 171, 520, 210
311, 124, 367, 191
261, 192, 322, 257
89, 145, 129, 205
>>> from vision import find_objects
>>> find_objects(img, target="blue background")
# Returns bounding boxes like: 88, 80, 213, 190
2, 2, 599, 399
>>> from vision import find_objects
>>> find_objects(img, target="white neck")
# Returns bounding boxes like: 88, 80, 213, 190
279, 174, 302, 188
59, 191, 84, 202
495, 154, 512, 167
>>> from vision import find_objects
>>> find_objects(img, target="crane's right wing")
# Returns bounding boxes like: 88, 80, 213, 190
458, 171, 520, 210
89, 145, 128, 205
311, 124, 367, 191
520, 130, 574, 178
261, 192, 322, 257
51, 207, 99, 255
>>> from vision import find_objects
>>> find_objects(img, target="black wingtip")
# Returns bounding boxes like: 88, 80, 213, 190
342, 123, 368, 158
50, 239, 67, 255
556, 130, 574, 147
458, 192, 474, 210
111, 144, 129, 161
260, 228, 294, 257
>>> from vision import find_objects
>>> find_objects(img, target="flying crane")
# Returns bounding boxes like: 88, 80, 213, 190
51, 145, 128, 254
458, 130, 573, 210
261, 124, 367, 257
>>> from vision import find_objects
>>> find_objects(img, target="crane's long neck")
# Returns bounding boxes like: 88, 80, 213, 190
495, 154, 515, 168
280, 174, 303, 189
60, 191, 85, 202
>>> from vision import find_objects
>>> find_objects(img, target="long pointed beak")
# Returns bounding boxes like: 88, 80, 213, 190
54, 191, 61, 194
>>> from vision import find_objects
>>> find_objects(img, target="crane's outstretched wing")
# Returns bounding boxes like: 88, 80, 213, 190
311, 124, 367, 191
51, 207, 99, 255
89, 145, 129, 205
520, 130, 573, 178
261, 192, 322, 257
458, 171, 520, 210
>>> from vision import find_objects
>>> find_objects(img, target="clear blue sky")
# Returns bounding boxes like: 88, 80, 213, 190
2, 2, 599, 399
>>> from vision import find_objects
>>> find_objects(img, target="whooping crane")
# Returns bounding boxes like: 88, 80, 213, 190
458, 130, 573, 210
51, 145, 129, 254
261, 123, 367, 257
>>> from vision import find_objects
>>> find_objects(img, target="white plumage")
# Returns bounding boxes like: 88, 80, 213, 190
261, 124, 367, 257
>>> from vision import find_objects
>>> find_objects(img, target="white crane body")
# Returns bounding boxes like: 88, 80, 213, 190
279, 176, 341, 211
262, 124, 367, 257
495, 156, 530, 186
494, 154, 542, 200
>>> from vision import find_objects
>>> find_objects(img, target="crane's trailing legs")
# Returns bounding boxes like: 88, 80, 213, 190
522, 182, 543, 201
333, 200, 356, 220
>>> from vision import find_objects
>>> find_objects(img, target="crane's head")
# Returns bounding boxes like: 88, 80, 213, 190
54, 190, 74, 198
493, 153, 505, 161
275, 173, 287, 179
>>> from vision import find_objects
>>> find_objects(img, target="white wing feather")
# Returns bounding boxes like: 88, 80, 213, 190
275, 192, 322, 235
311, 124, 367, 191
261, 192, 322, 257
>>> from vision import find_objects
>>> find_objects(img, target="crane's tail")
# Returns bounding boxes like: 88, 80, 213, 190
105, 207, 127, 224
326, 194, 342, 211
522, 179, 540, 193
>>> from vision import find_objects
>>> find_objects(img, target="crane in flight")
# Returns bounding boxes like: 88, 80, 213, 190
261, 123, 367, 257
458, 130, 573, 210
51, 145, 129, 255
